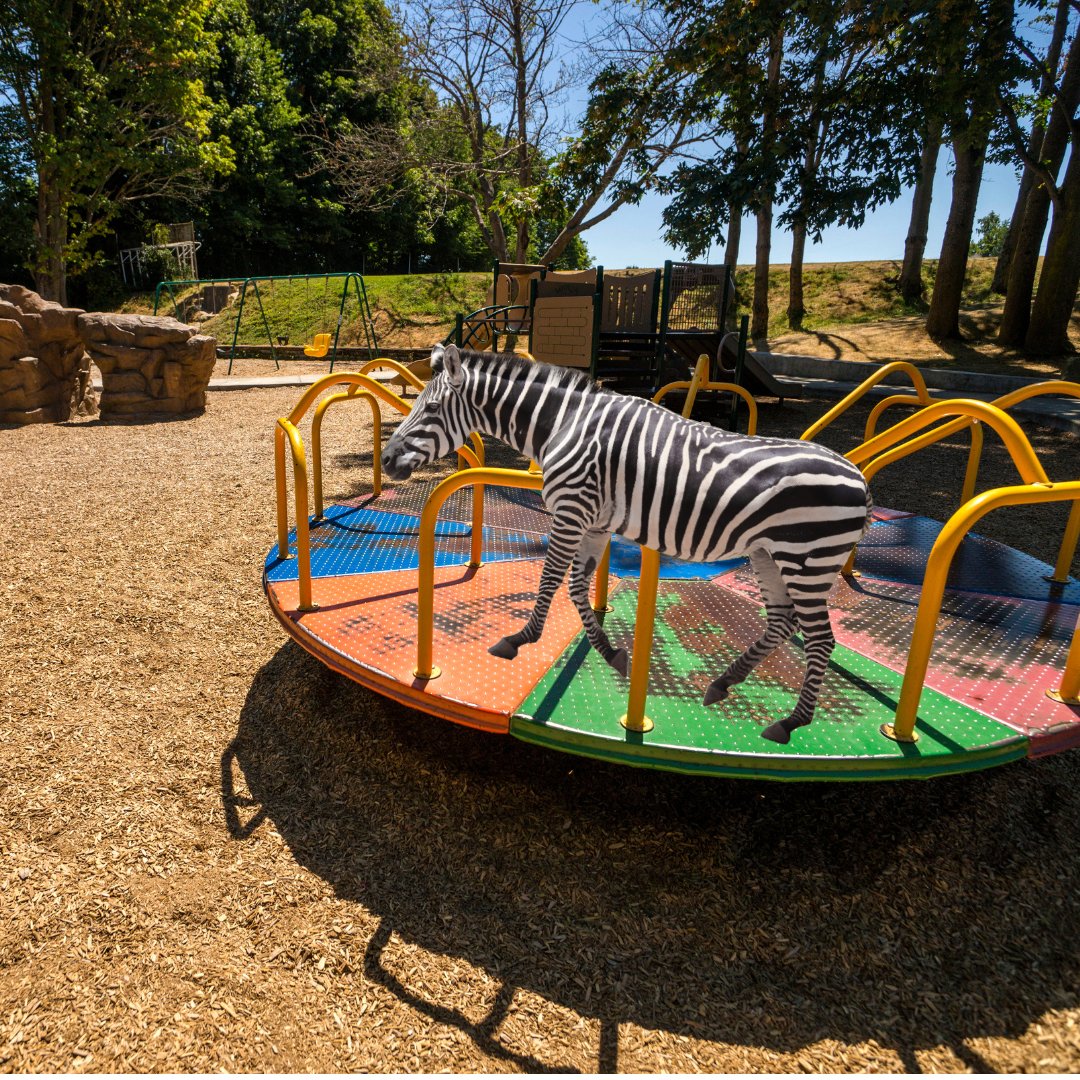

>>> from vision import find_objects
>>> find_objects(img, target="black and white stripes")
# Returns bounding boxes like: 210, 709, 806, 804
382, 345, 873, 743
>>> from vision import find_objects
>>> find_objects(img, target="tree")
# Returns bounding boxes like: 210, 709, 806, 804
990, 0, 1073, 293
326, 0, 706, 266
897, 119, 943, 304
997, 12, 1080, 347
925, 0, 1016, 340
0, 1, 233, 303
777, 4, 917, 330
971, 210, 1011, 255
1024, 125, 1080, 353
660, 0, 920, 336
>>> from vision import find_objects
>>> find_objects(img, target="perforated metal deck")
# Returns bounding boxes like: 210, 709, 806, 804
264, 490, 1080, 780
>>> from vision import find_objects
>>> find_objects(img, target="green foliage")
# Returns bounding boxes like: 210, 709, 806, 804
168, 272, 490, 347
0, 171, 35, 286
971, 211, 1011, 257
0, 0, 234, 297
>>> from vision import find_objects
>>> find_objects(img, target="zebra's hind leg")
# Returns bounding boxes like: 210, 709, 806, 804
704, 548, 796, 706
760, 585, 836, 745
489, 512, 583, 661
567, 530, 628, 676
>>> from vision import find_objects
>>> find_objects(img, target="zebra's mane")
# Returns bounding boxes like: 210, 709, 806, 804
453, 347, 602, 397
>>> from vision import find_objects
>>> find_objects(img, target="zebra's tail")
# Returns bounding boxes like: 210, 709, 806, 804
862, 483, 875, 538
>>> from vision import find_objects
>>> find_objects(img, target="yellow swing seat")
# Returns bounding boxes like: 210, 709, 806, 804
304, 333, 332, 358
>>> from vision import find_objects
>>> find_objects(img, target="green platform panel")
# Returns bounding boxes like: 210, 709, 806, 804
512, 583, 1028, 781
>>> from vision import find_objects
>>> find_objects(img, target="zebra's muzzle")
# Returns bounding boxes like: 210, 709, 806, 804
381, 447, 422, 481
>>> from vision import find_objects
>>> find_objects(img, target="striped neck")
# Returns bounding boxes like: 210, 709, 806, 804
463, 355, 593, 462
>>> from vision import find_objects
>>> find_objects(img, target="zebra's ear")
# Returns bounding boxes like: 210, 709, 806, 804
430, 343, 445, 370
443, 343, 464, 388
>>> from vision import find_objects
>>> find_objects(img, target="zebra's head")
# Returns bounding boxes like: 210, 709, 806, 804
381, 343, 472, 481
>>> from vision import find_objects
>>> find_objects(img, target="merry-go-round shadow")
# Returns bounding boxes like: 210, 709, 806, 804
223, 640, 1080, 1072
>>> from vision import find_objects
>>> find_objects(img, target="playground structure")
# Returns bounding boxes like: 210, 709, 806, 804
153, 272, 378, 372
262, 352, 1080, 781
450, 260, 797, 401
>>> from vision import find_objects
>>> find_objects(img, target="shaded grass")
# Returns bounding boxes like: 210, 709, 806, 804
731, 258, 1004, 338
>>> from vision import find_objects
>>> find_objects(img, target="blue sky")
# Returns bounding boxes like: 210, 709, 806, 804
556, 0, 1065, 270
582, 155, 1027, 270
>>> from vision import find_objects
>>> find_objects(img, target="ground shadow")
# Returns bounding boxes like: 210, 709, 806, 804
226, 643, 1080, 1070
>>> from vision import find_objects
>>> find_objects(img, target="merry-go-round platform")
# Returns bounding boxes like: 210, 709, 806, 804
263, 361, 1080, 783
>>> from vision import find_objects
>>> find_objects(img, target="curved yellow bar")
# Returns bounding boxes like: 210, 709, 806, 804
849, 399, 1049, 486
652, 370, 759, 434
312, 388, 382, 516
801, 361, 931, 442
1053, 500, 1080, 583
1051, 611, 1080, 704
455, 444, 481, 470
891, 480, 1080, 741
864, 393, 932, 442
415, 468, 545, 679
287, 371, 411, 425
275, 417, 317, 612
358, 356, 428, 394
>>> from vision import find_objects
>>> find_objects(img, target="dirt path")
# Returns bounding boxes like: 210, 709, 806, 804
2, 389, 1080, 1072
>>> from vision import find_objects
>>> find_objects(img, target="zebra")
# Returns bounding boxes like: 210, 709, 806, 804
381, 344, 873, 744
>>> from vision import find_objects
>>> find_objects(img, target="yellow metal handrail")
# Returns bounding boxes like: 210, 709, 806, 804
274, 418, 317, 611
861, 381, 1080, 547
653, 353, 759, 433
888, 480, 1080, 742
1050, 612, 1080, 705
801, 361, 932, 442
275, 371, 486, 616
848, 399, 1050, 485
414, 467, 545, 679
844, 397, 1080, 579
312, 388, 382, 516
620, 547, 660, 733
358, 357, 428, 394
411, 464, 657, 731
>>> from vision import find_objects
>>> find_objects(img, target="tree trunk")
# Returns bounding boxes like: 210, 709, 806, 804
898, 122, 942, 305
998, 181, 1054, 344
787, 221, 807, 331
926, 136, 986, 339
1024, 148, 1080, 355
723, 203, 742, 269
752, 201, 773, 340
511, 0, 531, 263
991, 0, 1072, 295
998, 26, 1080, 344
34, 173, 67, 305
993, 167, 1038, 295
752, 27, 784, 343
723, 202, 742, 321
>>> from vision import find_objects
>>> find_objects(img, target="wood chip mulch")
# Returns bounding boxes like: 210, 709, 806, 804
2, 385, 1080, 1073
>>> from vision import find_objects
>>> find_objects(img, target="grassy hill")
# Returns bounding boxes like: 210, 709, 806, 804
121, 258, 1077, 379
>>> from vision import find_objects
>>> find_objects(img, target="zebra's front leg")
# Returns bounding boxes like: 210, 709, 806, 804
489, 513, 584, 660
761, 597, 836, 744
704, 549, 796, 706
567, 530, 628, 677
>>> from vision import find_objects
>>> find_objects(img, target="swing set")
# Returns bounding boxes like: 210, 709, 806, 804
152, 272, 378, 373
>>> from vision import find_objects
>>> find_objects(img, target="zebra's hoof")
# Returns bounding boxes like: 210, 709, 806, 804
489, 637, 519, 660
608, 648, 629, 677
703, 681, 729, 706
760, 720, 791, 744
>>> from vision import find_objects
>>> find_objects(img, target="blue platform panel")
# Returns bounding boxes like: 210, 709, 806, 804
265, 503, 547, 582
